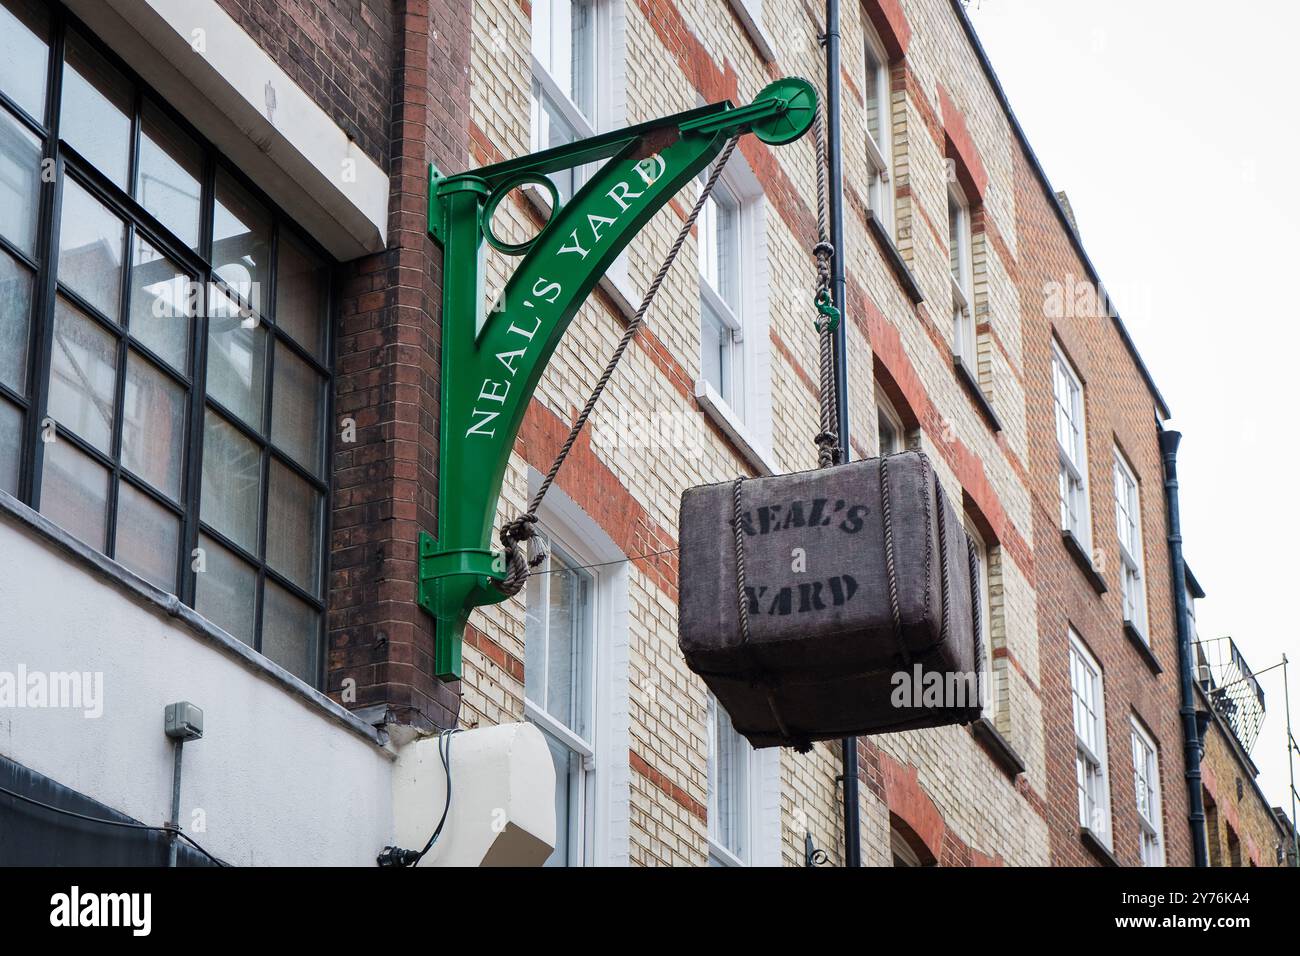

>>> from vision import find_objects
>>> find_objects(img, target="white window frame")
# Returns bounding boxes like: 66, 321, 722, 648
949, 182, 975, 363
1113, 448, 1148, 639
891, 826, 924, 867
1130, 718, 1165, 866
877, 393, 906, 456
523, 531, 597, 867
529, 0, 621, 201
1069, 631, 1111, 844
698, 174, 745, 410
965, 518, 994, 720
862, 20, 893, 234
523, 473, 632, 867
694, 152, 772, 452
1052, 341, 1092, 550
705, 693, 780, 867
706, 694, 748, 865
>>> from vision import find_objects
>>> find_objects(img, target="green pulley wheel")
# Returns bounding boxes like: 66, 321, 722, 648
750, 77, 818, 146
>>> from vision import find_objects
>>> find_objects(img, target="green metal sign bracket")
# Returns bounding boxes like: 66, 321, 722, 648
420, 77, 817, 679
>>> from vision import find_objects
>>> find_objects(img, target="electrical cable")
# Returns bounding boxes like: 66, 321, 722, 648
0, 781, 229, 867
529, 545, 679, 576
376, 727, 459, 867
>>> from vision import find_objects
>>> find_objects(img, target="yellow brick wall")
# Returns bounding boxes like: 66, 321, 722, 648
1201, 712, 1287, 867
461, 0, 1050, 866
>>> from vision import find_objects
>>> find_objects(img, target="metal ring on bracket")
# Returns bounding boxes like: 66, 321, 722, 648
480, 173, 560, 256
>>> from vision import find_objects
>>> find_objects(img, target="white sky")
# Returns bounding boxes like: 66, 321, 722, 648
967, 0, 1299, 821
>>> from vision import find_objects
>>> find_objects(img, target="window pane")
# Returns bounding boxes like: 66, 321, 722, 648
275, 231, 327, 361
863, 44, 882, 145
948, 192, 963, 284
547, 548, 592, 739
137, 101, 202, 249
0, 245, 34, 393
212, 168, 271, 314
194, 535, 256, 645
206, 285, 267, 429
121, 351, 185, 499
0, 106, 43, 257
545, 562, 578, 729
533, 0, 595, 120
128, 235, 191, 372
114, 479, 178, 591
541, 728, 575, 867
534, 86, 580, 202
700, 297, 729, 399
58, 177, 125, 320
262, 579, 318, 684
60, 32, 133, 190
200, 409, 261, 553
878, 407, 899, 455
266, 458, 321, 596
39, 435, 108, 549
0, 0, 50, 121
524, 548, 548, 705
699, 184, 739, 307
47, 296, 116, 453
271, 342, 324, 476
0, 395, 20, 494
568, 0, 595, 120
711, 698, 747, 857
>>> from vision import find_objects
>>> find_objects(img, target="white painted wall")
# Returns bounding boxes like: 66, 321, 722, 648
0, 499, 556, 866
0, 502, 395, 865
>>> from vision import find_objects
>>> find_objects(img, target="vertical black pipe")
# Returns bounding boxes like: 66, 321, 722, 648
824, 0, 860, 868
1159, 428, 1209, 866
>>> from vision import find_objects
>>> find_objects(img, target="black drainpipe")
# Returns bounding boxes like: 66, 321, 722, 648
824, 0, 860, 868
1159, 427, 1209, 866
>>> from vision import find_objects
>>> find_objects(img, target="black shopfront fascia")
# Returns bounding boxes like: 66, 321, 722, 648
0, 1, 336, 689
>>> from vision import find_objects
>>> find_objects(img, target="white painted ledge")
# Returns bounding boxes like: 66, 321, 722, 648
392, 722, 557, 867
65, 0, 389, 260
728, 0, 777, 63
694, 378, 780, 476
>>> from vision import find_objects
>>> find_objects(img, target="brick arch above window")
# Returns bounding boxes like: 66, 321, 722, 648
862, 0, 912, 60
872, 352, 922, 433
962, 488, 1000, 549
889, 813, 937, 867
880, 752, 947, 864
937, 84, 990, 204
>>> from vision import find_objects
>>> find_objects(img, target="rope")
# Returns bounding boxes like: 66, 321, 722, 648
723, 112, 839, 756
811, 112, 841, 469
495, 135, 743, 597
879, 454, 910, 666
733, 477, 751, 644
967, 532, 984, 717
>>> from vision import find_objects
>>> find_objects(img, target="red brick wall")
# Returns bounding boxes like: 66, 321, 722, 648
214, 0, 396, 166
1201, 703, 1288, 866
226, 0, 472, 729
1014, 145, 1191, 866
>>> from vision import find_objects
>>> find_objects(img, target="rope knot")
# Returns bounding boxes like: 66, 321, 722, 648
814, 430, 840, 467
497, 514, 541, 597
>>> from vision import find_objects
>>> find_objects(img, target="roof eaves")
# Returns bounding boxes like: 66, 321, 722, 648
949, 0, 1172, 421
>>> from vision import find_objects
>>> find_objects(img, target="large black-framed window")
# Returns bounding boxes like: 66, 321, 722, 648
0, 0, 334, 687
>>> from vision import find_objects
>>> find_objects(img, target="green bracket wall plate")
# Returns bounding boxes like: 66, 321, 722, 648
420, 77, 817, 679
